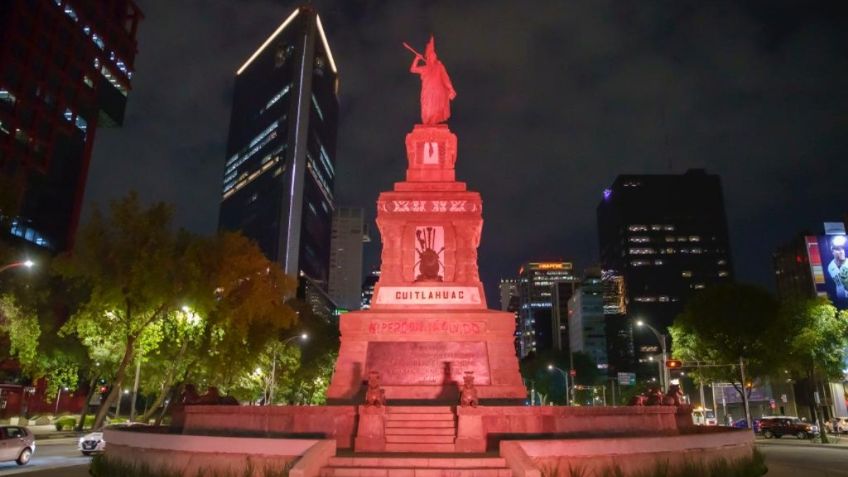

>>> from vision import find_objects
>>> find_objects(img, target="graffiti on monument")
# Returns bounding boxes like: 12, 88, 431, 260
367, 319, 484, 335
365, 341, 490, 385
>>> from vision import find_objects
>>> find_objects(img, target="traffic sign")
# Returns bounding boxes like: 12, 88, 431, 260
569, 369, 576, 377
617, 372, 636, 386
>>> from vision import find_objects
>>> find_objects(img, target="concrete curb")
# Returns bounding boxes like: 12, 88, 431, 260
756, 440, 848, 451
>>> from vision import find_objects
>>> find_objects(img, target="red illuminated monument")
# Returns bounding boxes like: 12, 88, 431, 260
327, 37, 525, 403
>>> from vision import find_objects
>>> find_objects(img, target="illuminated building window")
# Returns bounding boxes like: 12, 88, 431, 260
689, 236, 701, 242
664, 225, 675, 231
634, 296, 657, 302
651, 225, 662, 231
0, 89, 16, 106
628, 225, 648, 232
654, 259, 663, 265
690, 247, 702, 254
658, 296, 670, 302
681, 271, 692, 278
261, 84, 290, 114
718, 271, 729, 277
665, 248, 676, 254
693, 283, 706, 290
630, 260, 649, 267
629, 236, 650, 243
628, 247, 656, 255
311, 94, 324, 121
665, 236, 676, 242
717, 259, 727, 265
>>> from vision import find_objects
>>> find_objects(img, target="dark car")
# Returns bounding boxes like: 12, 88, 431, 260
759, 416, 819, 439
732, 418, 761, 433
0, 426, 35, 466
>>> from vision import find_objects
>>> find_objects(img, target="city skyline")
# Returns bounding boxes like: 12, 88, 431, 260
81, 1, 848, 300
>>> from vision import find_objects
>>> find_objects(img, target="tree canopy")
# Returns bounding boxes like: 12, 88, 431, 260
669, 283, 786, 400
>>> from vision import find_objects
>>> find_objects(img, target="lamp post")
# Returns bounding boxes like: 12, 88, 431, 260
547, 364, 570, 405
54, 387, 69, 415
636, 320, 668, 390
267, 333, 308, 405
0, 260, 34, 274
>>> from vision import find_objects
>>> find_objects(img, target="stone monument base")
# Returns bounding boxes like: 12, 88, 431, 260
327, 309, 526, 403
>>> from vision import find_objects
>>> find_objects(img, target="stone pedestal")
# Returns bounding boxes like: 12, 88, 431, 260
327, 123, 525, 404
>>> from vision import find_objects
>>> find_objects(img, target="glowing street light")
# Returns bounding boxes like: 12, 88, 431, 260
547, 364, 571, 406
636, 320, 669, 390
0, 259, 35, 274
267, 332, 309, 405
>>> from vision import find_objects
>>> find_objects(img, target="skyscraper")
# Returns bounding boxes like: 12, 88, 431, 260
567, 269, 607, 369
218, 6, 338, 287
517, 261, 578, 357
597, 169, 733, 360
0, 0, 142, 251
329, 207, 370, 310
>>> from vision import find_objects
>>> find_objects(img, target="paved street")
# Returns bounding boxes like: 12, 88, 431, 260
0, 438, 89, 476
759, 441, 848, 476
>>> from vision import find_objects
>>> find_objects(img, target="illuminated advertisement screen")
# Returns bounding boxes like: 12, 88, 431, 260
805, 235, 848, 310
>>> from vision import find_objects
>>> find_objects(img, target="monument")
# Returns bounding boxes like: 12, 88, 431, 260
327, 36, 526, 403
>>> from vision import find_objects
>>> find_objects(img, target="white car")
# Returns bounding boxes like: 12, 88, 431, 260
78, 432, 104, 455
692, 408, 718, 426
826, 417, 848, 434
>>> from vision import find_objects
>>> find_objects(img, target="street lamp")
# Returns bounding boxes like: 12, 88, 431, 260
268, 332, 309, 405
0, 259, 34, 274
547, 364, 570, 405
636, 320, 669, 390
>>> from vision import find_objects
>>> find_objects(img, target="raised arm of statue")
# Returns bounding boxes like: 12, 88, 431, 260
410, 54, 425, 74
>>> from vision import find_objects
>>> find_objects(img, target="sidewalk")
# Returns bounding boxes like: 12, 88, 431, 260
755, 435, 848, 450
26, 424, 82, 440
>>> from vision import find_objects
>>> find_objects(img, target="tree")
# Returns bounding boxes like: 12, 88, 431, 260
670, 283, 787, 417
782, 297, 848, 440
55, 193, 197, 428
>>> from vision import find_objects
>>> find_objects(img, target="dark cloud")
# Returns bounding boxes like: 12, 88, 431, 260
85, 1, 848, 303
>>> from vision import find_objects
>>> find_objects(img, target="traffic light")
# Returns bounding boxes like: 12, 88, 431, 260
665, 359, 683, 369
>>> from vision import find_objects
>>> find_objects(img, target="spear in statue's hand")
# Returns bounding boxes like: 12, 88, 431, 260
403, 42, 423, 59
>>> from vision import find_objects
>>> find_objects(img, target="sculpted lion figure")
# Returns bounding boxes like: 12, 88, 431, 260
364, 371, 386, 407
460, 371, 479, 407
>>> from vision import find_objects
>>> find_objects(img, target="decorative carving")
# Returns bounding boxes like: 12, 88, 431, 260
364, 371, 386, 407
414, 226, 444, 281
460, 371, 479, 407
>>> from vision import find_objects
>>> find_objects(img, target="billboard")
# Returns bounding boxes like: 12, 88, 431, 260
806, 234, 848, 310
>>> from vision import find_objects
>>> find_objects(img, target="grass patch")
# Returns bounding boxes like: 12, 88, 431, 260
89, 454, 292, 477
536, 449, 766, 477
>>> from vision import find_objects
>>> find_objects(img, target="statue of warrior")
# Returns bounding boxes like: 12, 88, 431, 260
407, 36, 457, 125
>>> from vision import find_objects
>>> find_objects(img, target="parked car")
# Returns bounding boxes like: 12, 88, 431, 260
759, 416, 819, 439
825, 417, 848, 434
0, 425, 35, 466
691, 408, 718, 426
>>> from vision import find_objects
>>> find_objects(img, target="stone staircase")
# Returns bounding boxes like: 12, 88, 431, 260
383, 406, 457, 453
319, 456, 511, 477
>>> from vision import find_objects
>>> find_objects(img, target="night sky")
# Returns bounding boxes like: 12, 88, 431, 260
83, 1, 848, 304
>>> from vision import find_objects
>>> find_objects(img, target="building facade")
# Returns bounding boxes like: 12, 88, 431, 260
567, 269, 607, 369
597, 169, 734, 362
0, 0, 142, 251
360, 269, 380, 310
218, 6, 338, 288
517, 261, 577, 357
328, 207, 369, 310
